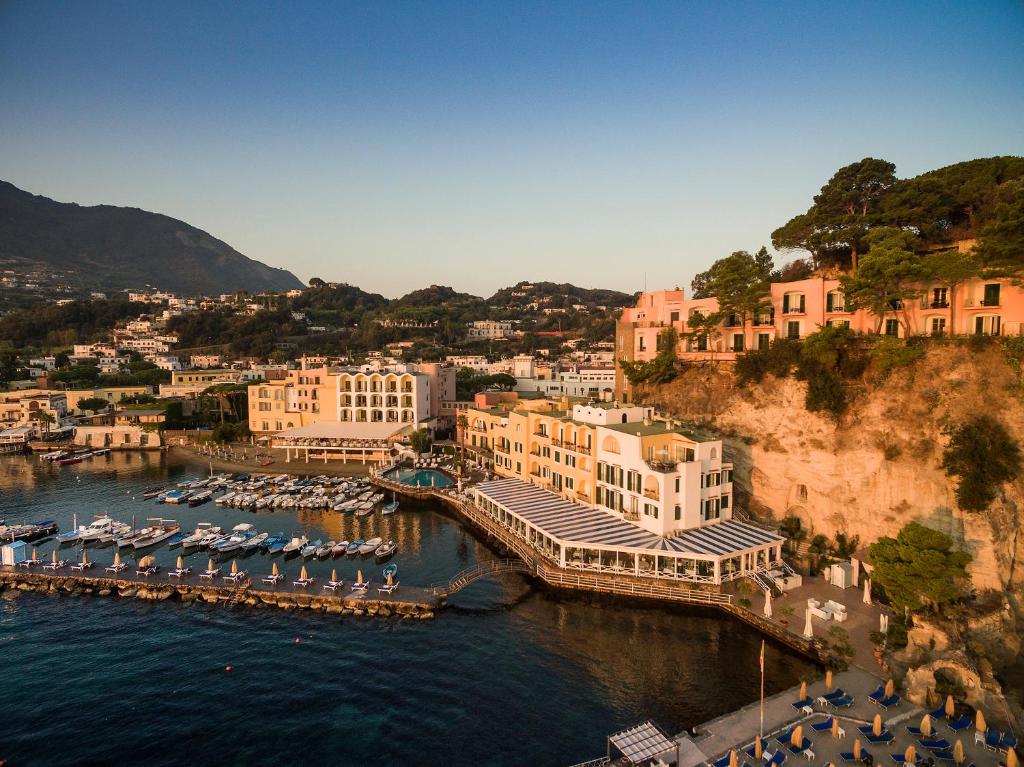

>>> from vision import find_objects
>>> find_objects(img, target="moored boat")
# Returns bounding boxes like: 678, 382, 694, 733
374, 540, 397, 561
358, 537, 382, 556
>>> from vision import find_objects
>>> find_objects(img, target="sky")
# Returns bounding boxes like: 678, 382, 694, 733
1, 1, 1022, 298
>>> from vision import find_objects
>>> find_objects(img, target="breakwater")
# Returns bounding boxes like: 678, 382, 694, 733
0, 570, 436, 619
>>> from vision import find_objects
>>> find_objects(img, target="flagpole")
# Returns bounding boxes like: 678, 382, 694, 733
759, 640, 765, 742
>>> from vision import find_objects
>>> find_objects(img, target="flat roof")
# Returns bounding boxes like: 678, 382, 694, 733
609, 721, 677, 764
475, 478, 782, 557
274, 422, 412, 440
602, 421, 690, 437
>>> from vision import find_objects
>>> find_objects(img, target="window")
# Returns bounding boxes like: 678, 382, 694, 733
732, 333, 744, 352
931, 287, 949, 308
930, 317, 947, 336
782, 293, 805, 314
826, 291, 845, 313
786, 321, 800, 339
983, 283, 1001, 307
884, 319, 900, 337
975, 315, 1001, 336
670, 311, 679, 323
638, 337, 646, 352
826, 319, 850, 329
757, 333, 771, 351
674, 505, 681, 520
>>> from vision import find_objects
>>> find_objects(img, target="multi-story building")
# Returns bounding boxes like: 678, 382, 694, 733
65, 386, 152, 413
466, 320, 513, 339
445, 355, 489, 371
158, 369, 241, 398
0, 390, 68, 433
616, 274, 1024, 400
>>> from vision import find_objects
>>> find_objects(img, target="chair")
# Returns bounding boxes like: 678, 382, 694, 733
919, 739, 951, 752
983, 728, 1001, 751
826, 695, 855, 709
877, 695, 901, 709
43, 561, 67, 571
999, 733, 1018, 751
841, 751, 872, 764
713, 755, 732, 767
891, 754, 919, 765
947, 715, 971, 732
292, 577, 315, 588
351, 580, 370, 592
745, 739, 769, 760
767, 751, 786, 767
261, 573, 284, 585
907, 727, 923, 737
869, 686, 886, 702
105, 563, 127, 573
378, 580, 399, 594
70, 561, 94, 571
199, 568, 220, 580
822, 688, 848, 700
786, 738, 810, 756
812, 718, 835, 733
136, 566, 159, 577
322, 579, 343, 592
932, 750, 955, 763
791, 698, 814, 711
167, 567, 190, 579
223, 571, 247, 584
867, 732, 895, 745
929, 707, 949, 722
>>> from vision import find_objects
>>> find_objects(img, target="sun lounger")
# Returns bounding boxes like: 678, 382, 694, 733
983, 728, 1001, 750
822, 688, 847, 700
105, 563, 127, 573
929, 707, 948, 722
745, 739, 769, 759
261, 573, 284, 585
869, 686, 886, 702
378, 581, 399, 594
867, 732, 895, 745
825, 695, 855, 708
791, 697, 814, 711
322, 580, 343, 592
351, 580, 370, 592
841, 750, 872, 764
223, 571, 246, 583
70, 561, 94, 571
16, 560, 37, 569
713, 755, 732, 767
932, 750, 955, 762
43, 561, 66, 571
292, 577, 315, 588
767, 751, 786, 767
199, 568, 220, 580
777, 731, 795, 746
136, 566, 159, 577
947, 715, 971, 732
891, 753, 919, 765
919, 739, 951, 751
167, 567, 191, 578
999, 733, 1018, 751
812, 718, 835, 732
907, 727, 923, 737
787, 738, 811, 755
876, 694, 901, 709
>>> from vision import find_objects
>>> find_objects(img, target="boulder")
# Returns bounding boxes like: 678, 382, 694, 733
98, 589, 111, 597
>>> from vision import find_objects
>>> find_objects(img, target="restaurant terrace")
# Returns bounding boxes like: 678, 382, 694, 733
472, 478, 785, 585
269, 422, 412, 463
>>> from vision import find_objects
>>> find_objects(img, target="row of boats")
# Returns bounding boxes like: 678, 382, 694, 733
140, 473, 400, 516
0, 519, 60, 543
39, 448, 111, 465
51, 515, 399, 562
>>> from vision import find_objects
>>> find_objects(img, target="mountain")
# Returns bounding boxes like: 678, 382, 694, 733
0, 181, 303, 295
487, 280, 636, 308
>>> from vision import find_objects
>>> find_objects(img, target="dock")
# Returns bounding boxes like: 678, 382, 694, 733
0, 569, 436, 619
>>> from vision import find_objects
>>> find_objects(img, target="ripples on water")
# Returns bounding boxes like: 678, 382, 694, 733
0, 455, 815, 766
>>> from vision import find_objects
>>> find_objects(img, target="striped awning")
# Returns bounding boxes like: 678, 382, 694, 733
475, 478, 782, 558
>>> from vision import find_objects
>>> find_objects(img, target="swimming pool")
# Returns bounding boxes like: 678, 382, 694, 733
385, 468, 454, 488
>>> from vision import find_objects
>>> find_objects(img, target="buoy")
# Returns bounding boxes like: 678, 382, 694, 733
225, 665, 233, 672
295, 637, 301, 644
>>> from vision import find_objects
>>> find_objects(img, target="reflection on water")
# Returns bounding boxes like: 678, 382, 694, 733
0, 454, 817, 766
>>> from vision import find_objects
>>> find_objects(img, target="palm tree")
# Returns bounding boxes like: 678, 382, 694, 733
456, 413, 469, 463
33, 410, 56, 440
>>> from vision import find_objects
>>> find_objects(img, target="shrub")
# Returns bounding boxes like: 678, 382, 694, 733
869, 522, 972, 614
870, 336, 925, 379
804, 371, 846, 417
735, 339, 801, 385
941, 414, 1022, 511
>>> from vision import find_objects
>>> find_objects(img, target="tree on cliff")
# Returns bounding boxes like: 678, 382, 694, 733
839, 227, 926, 335
869, 522, 972, 614
772, 158, 897, 271
619, 327, 681, 386
921, 248, 977, 336
689, 250, 774, 351
941, 415, 1021, 512
974, 180, 1024, 276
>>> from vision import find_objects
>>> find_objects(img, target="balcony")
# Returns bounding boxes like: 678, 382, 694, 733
645, 459, 679, 472
622, 509, 639, 522
643, 489, 659, 501
930, 301, 950, 309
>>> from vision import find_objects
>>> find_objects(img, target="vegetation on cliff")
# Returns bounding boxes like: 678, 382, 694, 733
941, 415, 1022, 512
869, 522, 972, 615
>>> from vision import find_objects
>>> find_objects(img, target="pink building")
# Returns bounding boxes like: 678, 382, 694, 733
616, 275, 1024, 399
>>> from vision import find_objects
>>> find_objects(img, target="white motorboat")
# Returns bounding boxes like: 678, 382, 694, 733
358, 537, 382, 555
282, 535, 308, 555
211, 523, 256, 554
180, 523, 220, 548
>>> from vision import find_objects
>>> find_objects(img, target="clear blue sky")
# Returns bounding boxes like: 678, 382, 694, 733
2, 1, 1022, 298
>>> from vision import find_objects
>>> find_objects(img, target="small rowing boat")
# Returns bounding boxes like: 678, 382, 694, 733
358, 537, 382, 556
374, 540, 397, 561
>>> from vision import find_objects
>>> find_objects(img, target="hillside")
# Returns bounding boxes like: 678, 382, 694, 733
0, 181, 303, 295
487, 280, 635, 308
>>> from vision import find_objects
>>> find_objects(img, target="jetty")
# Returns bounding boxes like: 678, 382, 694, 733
0, 569, 436, 620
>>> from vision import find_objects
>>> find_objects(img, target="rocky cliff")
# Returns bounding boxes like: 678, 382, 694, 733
639, 344, 1024, 605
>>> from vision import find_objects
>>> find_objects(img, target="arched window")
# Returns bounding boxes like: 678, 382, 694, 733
602, 435, 620, 454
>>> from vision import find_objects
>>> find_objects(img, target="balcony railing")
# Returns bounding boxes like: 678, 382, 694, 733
642, 489, 659, 500
645, 459, 679, 472
551, 438, 592, 455
930, 301, 950, 309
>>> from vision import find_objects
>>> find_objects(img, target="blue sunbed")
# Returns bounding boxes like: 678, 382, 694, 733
868, 686, 886, 702
791, 697, 813, 711
776, 730, 794, 746
712, 754, 732, 767
891, 753, 919, 765
929, 707, 948, 722
745, 739, 768, 760
947, 715, 971, 732
822, 688, 847, 701
876, 694, 901, 709
812, 718, 835, 732
827, 695, 855, 708
932, 749, 955, 762
767, 751, 786, 767
787, 738, 811, 755
919, 738, 951, 751
906, 726, 923, 737
999, 733, 1018, 750
841, 751, 872, 764
984, 728, 1001, 750
867, 732, 895, 745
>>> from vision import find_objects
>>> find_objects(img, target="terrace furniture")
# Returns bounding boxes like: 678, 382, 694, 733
745, 739, 769, 760
292, 577, 315, 588
824, 600, 848, 622
876, 695, 901, 710
802, 750, 814, 761
199, 568, 220, 580
105, 563, 127, 573
713, 755, 733, 767
765, 751, 786, 767
812, 719, 836, 733
167, 567, 191, 579
919, 739, 951, 752
43, 561, 67, 571
929, 707, 949, 723
322, 579, 343, 592
999, 733, 1018, 751
841, 750, 872, 764
932, 750, 956, 762
136, 566, 159, 577
824, 695, 855, 709
869, 687, 886, 703
891, 753, 920, 765
867, 732, 895, 745
947, 715, 971, 733
787, 739, 811, 755
223, 571, 247, 584
790, 698, 813, 712
378, 581, 399, 594
70, 561, 94, 571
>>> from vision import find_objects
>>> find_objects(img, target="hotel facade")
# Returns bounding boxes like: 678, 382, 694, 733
615, 274, 1024, 400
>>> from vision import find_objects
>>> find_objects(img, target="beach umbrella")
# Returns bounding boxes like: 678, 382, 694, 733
207, 557, 215, 572
331, 568, 337, 583
81, 549, 89, 565
728, 751, 738, 767
953, 740, 964, 766
356, 569, 363, 585
863, 578, 872, 605
803, 608, 814, 639
139, 555, 155, 568
904, 746, 916, 765
51, 550, 58, 563
764, 590, 773, 618
853, 740, 862, 760
790, 726, 803, 749
231, 560, 238, 575
873, 714, 883, 737
885, 678, 895, 698
300, 565, 308, 580
271, 561, 279, 576
114, 551, 121, 566
975, 710, 986, 733
31, 547, 38, 562
386, 571, 394, 586
799, 681, 808, 700
832, 718, 840, 739
176, 555, 184, 569
920, 715, 932, 738
945, 695, 956, 719
826, 669, 833, 690
1007, 747, 1018, 767
755, 738, 763, 760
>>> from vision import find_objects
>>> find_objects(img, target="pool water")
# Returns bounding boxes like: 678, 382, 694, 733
386, 467, 454, 488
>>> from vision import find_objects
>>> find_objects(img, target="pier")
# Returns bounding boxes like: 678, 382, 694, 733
0, 569, 437, 619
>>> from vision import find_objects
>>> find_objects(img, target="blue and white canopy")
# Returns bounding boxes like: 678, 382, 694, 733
475, 478, 782, 558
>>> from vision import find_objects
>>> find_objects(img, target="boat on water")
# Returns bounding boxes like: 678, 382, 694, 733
197, 528, 226, 550
330, 540, 349, 558
39, 450, 67, 461
315, 540, 335, 559
187, 490, 213, 507
355, 503, 375, 517
133, 522, 181, 550
1, 520, 59, 543
300, 539, 323, 558
382, 562, 398, 580
374, 540, 397, 561
142, 486, 168, 500
215, 492, 235, 506
346, 540, 364, 556
162, 490, 191, 505
180, 523, 220, 549
165, 531, 189, 548
211, 523, 256, 554
240, 531, 270, 553
57, 454, 84, 466
92, 448, 110, 456
261, 532, 287, 554
358, 537, 382, 556
282, 535, 308, 556
116, 527, 154, 548
382, 500, 399, 515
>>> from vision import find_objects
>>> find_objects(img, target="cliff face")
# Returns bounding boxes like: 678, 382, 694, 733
640, 345, 1024, 604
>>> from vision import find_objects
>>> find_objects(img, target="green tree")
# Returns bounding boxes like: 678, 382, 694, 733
941, 414, 1022, 511
974, 180, 1024, 276
409, 428, 432, 455
690, 250, 773, 351
456, 413, 469, 462
839, 227, 925, 335
773, 158, 897, 271
619, 327, 681, 386
32, 410, 55, 439
869, 522, 972, 614
921, 248, 978, 335
75, 397, 110, 412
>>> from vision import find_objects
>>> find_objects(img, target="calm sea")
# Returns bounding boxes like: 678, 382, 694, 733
0, 454, 814, 766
